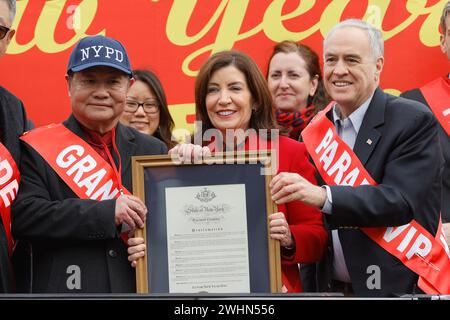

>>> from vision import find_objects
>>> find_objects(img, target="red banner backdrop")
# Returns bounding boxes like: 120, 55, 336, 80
0, 0, 448, 135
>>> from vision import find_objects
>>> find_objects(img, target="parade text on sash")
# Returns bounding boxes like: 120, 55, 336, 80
301, 102, 450, 294
0, 142, 20, 255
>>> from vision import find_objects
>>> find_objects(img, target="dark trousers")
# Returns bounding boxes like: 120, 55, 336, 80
330, 279, 354, 296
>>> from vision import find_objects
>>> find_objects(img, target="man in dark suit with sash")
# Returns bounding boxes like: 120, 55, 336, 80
270, 19, 444, 296
0, 0, 29, 293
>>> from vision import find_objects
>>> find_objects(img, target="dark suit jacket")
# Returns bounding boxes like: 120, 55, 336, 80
319, 88, 441, 296
401, 87, 450, 222
0, 86, 28, 293
11, 115, 167, 293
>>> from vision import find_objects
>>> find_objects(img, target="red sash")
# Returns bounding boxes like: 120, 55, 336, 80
421, 76, 450, 136
20, 124, 131, 240
302, 102, 450, 294
0, 142, 20, 255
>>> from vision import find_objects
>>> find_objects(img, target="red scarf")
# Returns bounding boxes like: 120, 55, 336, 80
81, 126, 114, 164
276, 105, 315, 140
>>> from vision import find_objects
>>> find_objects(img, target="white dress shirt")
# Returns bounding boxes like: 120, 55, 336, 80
321, 94, 373, 283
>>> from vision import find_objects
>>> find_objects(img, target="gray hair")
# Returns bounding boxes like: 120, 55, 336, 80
324, 19, 384, 60
441, 1, 450, 33
1, 0, 16, 23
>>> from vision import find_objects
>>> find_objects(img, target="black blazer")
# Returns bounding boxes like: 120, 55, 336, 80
401, 88, 450, 222
320, 88, 441, 296
0, 86, 28, 293
11, 115, 167, 293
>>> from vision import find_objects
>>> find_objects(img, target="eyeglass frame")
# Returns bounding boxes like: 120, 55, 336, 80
0, 25, 10, 40
125, 99, 160, 114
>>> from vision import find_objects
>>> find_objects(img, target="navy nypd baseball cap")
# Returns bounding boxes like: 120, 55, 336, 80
67, 35, 132, 76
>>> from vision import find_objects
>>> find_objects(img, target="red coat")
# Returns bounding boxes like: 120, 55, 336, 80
270, 136, 327, 292
235, 135, 327, 292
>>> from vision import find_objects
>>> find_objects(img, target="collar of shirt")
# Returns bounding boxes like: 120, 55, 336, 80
81, 125, 113, 149
80, 125, 115, 164
332, 93, 374, 135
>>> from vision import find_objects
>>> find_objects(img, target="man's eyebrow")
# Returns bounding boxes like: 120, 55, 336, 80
344, 54, 361, 59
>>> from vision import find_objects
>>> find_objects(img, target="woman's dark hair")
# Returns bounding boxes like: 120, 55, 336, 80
267, 40, 329, 111
132, 69, 176, 148
195, 50, 278, 138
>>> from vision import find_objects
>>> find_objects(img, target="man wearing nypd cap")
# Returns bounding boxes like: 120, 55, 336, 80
12, 35, 167, 293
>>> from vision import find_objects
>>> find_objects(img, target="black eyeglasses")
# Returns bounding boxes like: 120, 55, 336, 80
0, 25, 10, 40
125, 100, 159, 114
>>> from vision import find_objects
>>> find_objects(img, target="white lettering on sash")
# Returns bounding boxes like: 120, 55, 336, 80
0, 159, 13, 185
0, 180, 18, 208
91, 180, 119, 200
406, 234, 432, 259
383, 224, 432, 260
66, 155, 96, 184
0, 159, 19, 207
397, 227, 417, 252
78, 169, 107, 197
314, 129, 369, 185
327, 151, 352, 185
315, 128, 333, 154
383, 224, 410, 242
56, 145, 84, 168
55, 145, 119, 200
340, 167, 360, 186
319, 141, 338, 171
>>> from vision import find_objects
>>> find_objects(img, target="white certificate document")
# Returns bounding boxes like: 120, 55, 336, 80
165, 184, 250, 293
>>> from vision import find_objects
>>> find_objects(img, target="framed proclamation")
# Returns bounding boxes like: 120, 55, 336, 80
132, 151, 282, 294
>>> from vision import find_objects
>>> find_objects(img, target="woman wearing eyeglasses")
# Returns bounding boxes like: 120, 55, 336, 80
120, 69, 176, 148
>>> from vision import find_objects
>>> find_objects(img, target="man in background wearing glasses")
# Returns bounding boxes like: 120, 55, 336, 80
0, 0, 29, 293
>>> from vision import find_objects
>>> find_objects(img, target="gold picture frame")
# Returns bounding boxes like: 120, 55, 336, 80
132, 151, 281, 294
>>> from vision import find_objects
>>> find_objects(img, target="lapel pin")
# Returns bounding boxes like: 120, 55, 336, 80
366, 139, 373, 145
